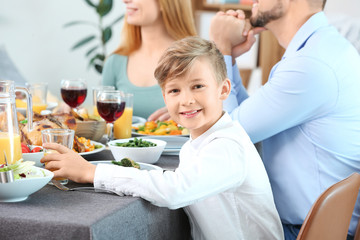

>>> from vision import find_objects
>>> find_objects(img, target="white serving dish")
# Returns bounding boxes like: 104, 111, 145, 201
0, 167, 53, 202
108, 138, 166, 164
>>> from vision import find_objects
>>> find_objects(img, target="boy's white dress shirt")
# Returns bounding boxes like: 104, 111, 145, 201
94, 113, 284, 240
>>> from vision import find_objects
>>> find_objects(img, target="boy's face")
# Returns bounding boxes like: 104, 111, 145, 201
162, 58, 230, 139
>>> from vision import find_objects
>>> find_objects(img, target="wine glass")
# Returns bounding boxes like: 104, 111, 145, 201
96, 90, 126, 141
60, 79, 87, 110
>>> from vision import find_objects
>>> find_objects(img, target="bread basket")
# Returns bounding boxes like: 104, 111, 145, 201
75, 120, 106, 141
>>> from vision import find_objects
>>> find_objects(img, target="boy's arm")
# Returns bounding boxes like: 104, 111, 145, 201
94, 139, 246, 209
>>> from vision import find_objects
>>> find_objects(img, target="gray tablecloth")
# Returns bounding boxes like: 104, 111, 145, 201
0, 151, 190, 240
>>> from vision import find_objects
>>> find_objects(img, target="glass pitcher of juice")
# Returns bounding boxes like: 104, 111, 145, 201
0, 80, 33, 165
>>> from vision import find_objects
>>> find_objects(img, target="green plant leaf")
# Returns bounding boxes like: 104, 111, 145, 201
63, 20, 97, 28
97, 0, 112, 17
89, 54, 105, 67
71, 35, 96, 50
94, 64, 103, 74
84, 0, 97, 8
109, 14, 124, 27
85, 45, 99, 57
102, 27, 112, 44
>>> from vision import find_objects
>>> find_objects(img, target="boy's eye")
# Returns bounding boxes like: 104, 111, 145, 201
169, 89, 179, 94
193, 84, 204, 89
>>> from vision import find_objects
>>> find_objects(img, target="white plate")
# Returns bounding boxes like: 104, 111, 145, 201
17, 101, 58, 115
0, 167, 53, 202
132, 123, 189, 137
132, 116, 146, 124
79, 141, 105, 156
90, 160, 162, 171
142, 136, 188, 155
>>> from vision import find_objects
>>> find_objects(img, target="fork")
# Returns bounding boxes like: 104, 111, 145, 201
50, 179, 120, 195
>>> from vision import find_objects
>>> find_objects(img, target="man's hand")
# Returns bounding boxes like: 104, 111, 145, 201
210, 9, 266, 61
232, 24, 266, 59
210, 11, 247, 56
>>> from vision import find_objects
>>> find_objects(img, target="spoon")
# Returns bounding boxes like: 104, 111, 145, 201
0, 151, 14, 184
50, 179, 120, 195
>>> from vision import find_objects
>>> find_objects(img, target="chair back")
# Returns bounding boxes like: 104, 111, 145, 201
297, 173, 360, 240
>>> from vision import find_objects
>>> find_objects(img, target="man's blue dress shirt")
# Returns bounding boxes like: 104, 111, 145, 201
224, 12, 360, 235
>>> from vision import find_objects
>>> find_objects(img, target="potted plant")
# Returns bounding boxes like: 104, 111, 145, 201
64, 0, 124, 74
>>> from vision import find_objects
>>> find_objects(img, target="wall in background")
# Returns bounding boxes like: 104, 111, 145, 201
0, 0, 125, 109
324, 0, 360, 18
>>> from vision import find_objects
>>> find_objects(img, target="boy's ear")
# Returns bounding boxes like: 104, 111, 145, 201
220, 78, 231, 100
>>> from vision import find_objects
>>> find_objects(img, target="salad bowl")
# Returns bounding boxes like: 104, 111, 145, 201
108, 138, 166, 164
0, 164, 53, 202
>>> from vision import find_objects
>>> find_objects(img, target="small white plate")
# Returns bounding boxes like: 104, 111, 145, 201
132, 116, 146, 124
79, 141, 105, 156
90, 160, 162, 171
17, 101, 58, 116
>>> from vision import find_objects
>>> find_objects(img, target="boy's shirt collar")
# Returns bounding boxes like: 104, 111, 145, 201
189, 112, 232, 149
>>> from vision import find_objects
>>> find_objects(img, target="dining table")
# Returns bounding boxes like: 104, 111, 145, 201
0, 148, 191, 240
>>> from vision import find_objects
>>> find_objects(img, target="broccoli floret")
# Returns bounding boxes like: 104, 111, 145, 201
120, 158, 133, 167
111, 158, 140, 169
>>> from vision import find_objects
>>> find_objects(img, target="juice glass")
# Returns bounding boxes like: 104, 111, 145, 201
27, 82, 48, 114
114, 93, 133, 139
0, 132, 21, 165
41, 128, 74, 185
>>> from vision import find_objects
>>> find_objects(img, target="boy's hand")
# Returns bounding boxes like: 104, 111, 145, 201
41, 143, 96, 183
147, 106, 171, 122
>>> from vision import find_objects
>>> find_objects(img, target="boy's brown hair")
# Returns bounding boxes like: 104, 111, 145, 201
154, 36, 227, 89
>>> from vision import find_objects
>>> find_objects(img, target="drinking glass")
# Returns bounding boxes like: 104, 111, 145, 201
96, 90, 125, 141
92, 85, 115, 116
26, 82, 48, 114
60, 79, 87, 109
114, 93, 133, 139
41, 128, 75, 185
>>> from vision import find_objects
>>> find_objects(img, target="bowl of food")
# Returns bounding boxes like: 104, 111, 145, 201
108, 138, 166, 164
21, 144, 44, 167
0, 160, 53, 202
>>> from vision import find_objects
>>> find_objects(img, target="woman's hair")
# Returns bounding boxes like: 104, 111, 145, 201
114, 0, 197, 56
154, 36, 227, 89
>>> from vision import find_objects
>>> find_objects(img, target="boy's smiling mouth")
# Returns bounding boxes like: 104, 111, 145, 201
180, 109, 202, 118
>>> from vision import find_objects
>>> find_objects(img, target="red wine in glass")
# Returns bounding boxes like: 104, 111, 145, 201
97, 100, 126, 123
61, 88, 87, 108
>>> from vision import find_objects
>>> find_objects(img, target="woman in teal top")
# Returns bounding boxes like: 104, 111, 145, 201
102, 0, 196, 120
102, 54, 164, 119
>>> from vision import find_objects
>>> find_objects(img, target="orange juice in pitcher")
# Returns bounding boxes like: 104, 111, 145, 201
0, 80, 33, 165
0, 132, 22, 165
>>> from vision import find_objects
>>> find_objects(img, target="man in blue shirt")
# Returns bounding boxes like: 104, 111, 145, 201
210, 0, 360, 239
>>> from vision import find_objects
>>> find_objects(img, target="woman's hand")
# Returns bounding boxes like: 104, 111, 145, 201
147, 106, 171, 122
40, 143, 96, 183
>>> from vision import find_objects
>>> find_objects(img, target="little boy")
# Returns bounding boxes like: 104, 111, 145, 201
42, 37, 283, 240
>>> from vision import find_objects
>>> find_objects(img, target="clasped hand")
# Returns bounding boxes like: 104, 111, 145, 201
209, 10, 266, 60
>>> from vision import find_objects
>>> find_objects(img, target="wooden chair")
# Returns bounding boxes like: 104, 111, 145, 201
297, 173, 360, 240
